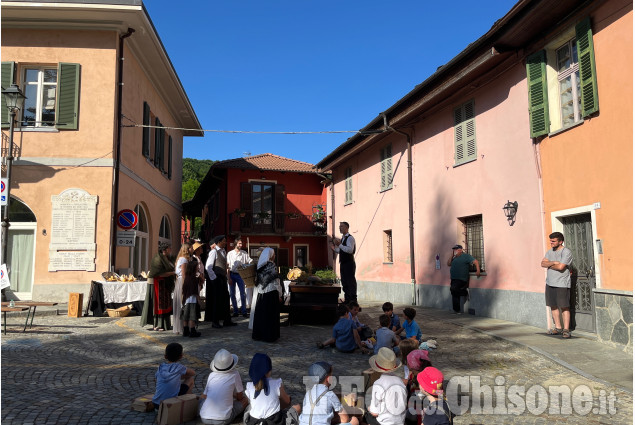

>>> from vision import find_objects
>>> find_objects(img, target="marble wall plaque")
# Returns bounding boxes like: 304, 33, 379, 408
48, 189, 98, 271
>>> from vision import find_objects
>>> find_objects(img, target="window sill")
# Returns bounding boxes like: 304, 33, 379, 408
548, 120, 583, 137
383, 262, 393, 265
344, 201, 353, 206
379, 186, 393, 193
453, 158, 477, 168
16, 127, 59, 133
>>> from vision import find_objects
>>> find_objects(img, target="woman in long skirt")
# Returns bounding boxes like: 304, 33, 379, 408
252, 247, 282, 342
173, 242, 192, 335
147, 242, 176, 331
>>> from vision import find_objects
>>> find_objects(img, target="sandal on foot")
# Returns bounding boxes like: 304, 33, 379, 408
547, 328, 562, 335
562, 329, 571, 339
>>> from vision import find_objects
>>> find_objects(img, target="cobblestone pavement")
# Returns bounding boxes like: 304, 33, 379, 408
1, 304, 632, 424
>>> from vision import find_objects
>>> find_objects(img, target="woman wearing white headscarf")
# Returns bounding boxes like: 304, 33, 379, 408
251, 247, 283, 342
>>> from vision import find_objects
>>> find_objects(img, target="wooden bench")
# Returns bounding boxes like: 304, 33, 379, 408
1, 301, 59, 332
1, 306, 29, 334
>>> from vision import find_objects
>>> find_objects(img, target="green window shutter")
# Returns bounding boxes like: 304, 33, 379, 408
454, 100, 477, 164
345, 167, 352, 204
526, 50, 550, 137
168, 135, 173, 179
55, 63, 80, 130
464, 100, 476, 162
385, 144, 393, 189
159, 127, 166, 172
1, 62, 15, 128
154, 118, 161, 166
142, 102, 150, 157
380, 148, 386, 191
576, 17, 599, 117
454, 105, 465, 164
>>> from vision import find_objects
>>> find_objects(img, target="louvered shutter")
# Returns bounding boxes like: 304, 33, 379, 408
380, 148, 387, 191
56, 63, 80, 130
526, 50, 550, 137
154, 118, 161, 166
159, 127, 166, 172
142, 102, 150, 157
167, 135, 173, 179
240, 182, 253, 232
345, 167, 352, 204
454, 106, 465, 163
385, 144, 393, 189
576, 17, 599, 117
464, 101, 476, 162
274, 184, 285, 233
1, 62, 15, 128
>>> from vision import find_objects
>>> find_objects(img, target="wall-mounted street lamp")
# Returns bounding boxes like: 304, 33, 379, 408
502, 200, 518, 226
1, 84, 26, 271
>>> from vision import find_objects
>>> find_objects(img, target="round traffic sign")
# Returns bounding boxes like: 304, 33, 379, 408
1, 181, 5, 192
117, 209, 138, 230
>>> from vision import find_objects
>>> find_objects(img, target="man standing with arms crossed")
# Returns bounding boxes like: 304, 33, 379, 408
227, 237, 252, 318
541, 232, 573, 339
331, 222, 357, 303
447, 244, 480, 314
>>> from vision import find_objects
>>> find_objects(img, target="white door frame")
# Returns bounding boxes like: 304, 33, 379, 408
550, 204, 601, 287
8, 221, 37, 299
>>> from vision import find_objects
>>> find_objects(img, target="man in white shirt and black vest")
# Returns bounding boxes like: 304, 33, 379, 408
331, 222, 357, 303
205, 235, 237, 328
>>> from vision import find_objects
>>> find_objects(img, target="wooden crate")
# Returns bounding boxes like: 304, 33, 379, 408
68, 292, 83, 318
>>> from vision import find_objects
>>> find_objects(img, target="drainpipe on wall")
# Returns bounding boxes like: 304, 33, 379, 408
381, 113, 417, 305
110, 28, 135, 272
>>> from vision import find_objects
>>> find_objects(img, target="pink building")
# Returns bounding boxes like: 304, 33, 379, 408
317, 0, 628, 331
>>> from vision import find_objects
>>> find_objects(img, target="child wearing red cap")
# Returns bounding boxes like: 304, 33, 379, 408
416, 367, 453, 425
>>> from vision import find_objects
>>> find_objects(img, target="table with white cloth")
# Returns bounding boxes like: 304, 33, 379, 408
88, 280, 147, 317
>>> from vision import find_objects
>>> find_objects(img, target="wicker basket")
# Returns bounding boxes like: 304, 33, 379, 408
106, 304, 133, 318
237, 263, 256, 288
102, 271, 120, 281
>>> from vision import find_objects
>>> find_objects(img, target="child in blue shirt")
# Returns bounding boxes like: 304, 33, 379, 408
317, 304, 368, 353
347, 301, 372, 340
382, 302, 403, 334
152, 342, 196, 409
402, 307, 422, 341
374, 314, 400, 355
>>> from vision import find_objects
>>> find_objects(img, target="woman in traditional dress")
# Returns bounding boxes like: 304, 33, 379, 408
147, 242, 176, 331
173, 242, 192, 335
251, 247, 283, 342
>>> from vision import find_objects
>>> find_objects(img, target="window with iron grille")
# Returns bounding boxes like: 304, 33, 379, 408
383, 230, 393, 263
461, 215, 485, 272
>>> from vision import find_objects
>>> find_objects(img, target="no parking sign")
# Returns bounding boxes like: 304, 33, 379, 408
0, 178, 7, 206
0, 264, 10, 290
117, 209, 138, 230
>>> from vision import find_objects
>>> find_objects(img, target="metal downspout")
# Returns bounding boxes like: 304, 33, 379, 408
110, 28, 135, 271
382, 113, 417, 305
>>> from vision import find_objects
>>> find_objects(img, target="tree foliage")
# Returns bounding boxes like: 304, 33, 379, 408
182, 158, 216, 202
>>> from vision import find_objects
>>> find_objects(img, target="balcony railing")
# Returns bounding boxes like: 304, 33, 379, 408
228, 212, 327, 236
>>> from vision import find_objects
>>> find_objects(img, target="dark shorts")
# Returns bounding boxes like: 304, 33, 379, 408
153, 383, 190, 410
545, 284, 570, 308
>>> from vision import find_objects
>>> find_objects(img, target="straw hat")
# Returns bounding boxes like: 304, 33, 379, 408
192, 241, 204, 252
369, 347, 402, 373
210, 349, 238, 373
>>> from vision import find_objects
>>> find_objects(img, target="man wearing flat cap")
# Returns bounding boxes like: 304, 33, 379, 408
205, 235, 236, 328
447, 244, 480, 314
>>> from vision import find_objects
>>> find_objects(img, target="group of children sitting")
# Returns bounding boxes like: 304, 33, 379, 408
317, 302, 435, 356
152, 301, 452, 425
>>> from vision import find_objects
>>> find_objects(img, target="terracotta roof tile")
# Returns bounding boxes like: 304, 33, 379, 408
213, 153, 317, 173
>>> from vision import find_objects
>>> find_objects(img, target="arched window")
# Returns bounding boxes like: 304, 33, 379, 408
4, 197, 36, 295
130, 204, 149, 276
158, 215, 171, 246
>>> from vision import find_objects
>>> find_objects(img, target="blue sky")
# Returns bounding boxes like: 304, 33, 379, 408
144, 1, 519, 165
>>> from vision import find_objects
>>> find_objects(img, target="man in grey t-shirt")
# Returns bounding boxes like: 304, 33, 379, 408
541, 232, 573, 338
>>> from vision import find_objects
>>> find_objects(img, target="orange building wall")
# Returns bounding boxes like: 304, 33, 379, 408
539, 3, 633, 290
